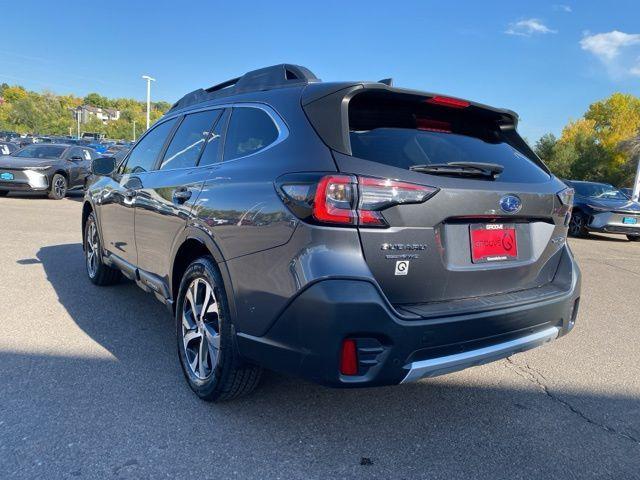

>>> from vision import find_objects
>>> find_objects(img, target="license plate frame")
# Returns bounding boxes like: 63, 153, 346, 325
470, 224, 518, 264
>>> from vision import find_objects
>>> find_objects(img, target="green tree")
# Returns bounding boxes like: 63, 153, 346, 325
83, 92, 110, 108
534, 133, 557, 163
2, 86, 27, 103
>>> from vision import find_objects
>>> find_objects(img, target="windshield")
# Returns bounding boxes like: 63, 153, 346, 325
14, 145, 66, 159
572, 182, 628, 200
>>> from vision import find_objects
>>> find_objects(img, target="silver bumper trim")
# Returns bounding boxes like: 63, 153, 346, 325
400, 326, 560, 383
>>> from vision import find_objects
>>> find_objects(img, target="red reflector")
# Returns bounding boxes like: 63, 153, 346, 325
340, 339, 358, 376
426, 96, 470, 109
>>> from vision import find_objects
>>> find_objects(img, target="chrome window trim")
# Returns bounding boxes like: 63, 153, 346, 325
124, 102, 288, 174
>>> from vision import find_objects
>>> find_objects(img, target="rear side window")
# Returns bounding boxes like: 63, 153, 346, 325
81, 148, 94, 160
123, 118, 177, 174
223, 107, 278, 161
348, 93, 550, 183
160, 110, 222, 170
198, 109, 229, 167
67, 147, 83, 159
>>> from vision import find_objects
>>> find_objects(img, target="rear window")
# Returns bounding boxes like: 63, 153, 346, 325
223, 107, 279, 161
348, 93, 550, 183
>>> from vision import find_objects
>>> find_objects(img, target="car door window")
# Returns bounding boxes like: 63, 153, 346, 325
67, 147, 82, 159
159, 110, 222, 170
81, 148, 93, 160
198, 109, 229, 167
122, 119, 177, 174
223, 107, 279, 161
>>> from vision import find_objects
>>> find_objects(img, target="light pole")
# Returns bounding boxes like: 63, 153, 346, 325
132, 120, 136, 142
69, 107, 82, 138
75, 106, 82, 139
633, 155, 640, 202
142, 75, 155, 130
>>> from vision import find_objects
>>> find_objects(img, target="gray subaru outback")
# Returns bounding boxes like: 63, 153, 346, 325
83, 64, 581, 401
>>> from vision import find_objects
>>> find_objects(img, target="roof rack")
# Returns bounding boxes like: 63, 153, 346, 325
168, 64, 319, 113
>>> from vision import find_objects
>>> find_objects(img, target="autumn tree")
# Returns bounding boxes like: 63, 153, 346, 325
0, 84, 170, 140
536, 93, 640, 186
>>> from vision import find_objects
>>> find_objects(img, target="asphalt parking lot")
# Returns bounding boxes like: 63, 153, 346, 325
0, 194, 639, 480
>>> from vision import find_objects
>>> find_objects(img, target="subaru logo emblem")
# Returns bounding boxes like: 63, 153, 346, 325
499, 194, 522, 213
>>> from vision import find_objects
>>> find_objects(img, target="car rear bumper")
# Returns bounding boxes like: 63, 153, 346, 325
236, 246, 581, 387
401, 326, 559, 382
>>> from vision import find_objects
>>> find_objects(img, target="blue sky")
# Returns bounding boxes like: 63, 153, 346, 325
3, 0, 640, 142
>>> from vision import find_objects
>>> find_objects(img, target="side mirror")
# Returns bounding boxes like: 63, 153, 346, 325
91, 156, 116, 176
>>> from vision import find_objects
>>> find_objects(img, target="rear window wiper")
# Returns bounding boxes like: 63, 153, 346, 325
409, 162, 504, 179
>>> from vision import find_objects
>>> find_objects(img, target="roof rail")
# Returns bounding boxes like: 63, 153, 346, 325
168, 64, 319, 113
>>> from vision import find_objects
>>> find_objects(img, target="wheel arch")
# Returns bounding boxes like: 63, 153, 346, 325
81, 201, 94, 250
170, 227, 236, 319
53, 169, 68, 181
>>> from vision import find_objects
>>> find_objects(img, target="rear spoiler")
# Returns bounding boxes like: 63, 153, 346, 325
301, 82, 520, 157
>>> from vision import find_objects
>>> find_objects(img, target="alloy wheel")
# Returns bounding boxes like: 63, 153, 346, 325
569, 214, 583, 236
181, 277, 221, 380
85, 221, 99, 278
54, 176, 66, 198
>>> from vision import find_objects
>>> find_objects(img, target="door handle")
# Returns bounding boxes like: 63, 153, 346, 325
173, 188, 192, 203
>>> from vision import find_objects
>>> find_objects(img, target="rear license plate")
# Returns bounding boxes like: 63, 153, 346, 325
623, 217, 637, 225
470, 224, 518, 263
0, 172, 14, 181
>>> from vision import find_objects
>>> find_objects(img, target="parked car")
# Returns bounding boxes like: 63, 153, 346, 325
104, 144, 129, 156
0, 130, 18, 141
621, 187, 634, 199
83, 64, 581, 401
0, 142, 18, 156
86, 141, 109, 154
0, 143, 97, 199
564, 180, 640, 241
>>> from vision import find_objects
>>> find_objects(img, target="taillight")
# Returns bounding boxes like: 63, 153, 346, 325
415, 118, 452, 133
277, 173, 438, 228
557, 187, 574, 209
425, 95, 470, 109
357, 177, 436, 226
557, 187, 574, 227
313, 175, 358, 225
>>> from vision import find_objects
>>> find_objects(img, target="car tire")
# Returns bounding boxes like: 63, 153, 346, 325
627, 235, 640, 242
48, 173, 67, 200
84, 212, 121, 286
176, 256, 262, 402
568, 211, 589, 238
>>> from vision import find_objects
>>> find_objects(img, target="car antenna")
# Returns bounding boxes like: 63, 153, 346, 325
378, 78, 393, 86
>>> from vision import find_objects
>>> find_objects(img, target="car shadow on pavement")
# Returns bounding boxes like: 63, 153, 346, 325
14, 242, 639, 479
7, 191, 84, 202
581, 233, 632, 243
